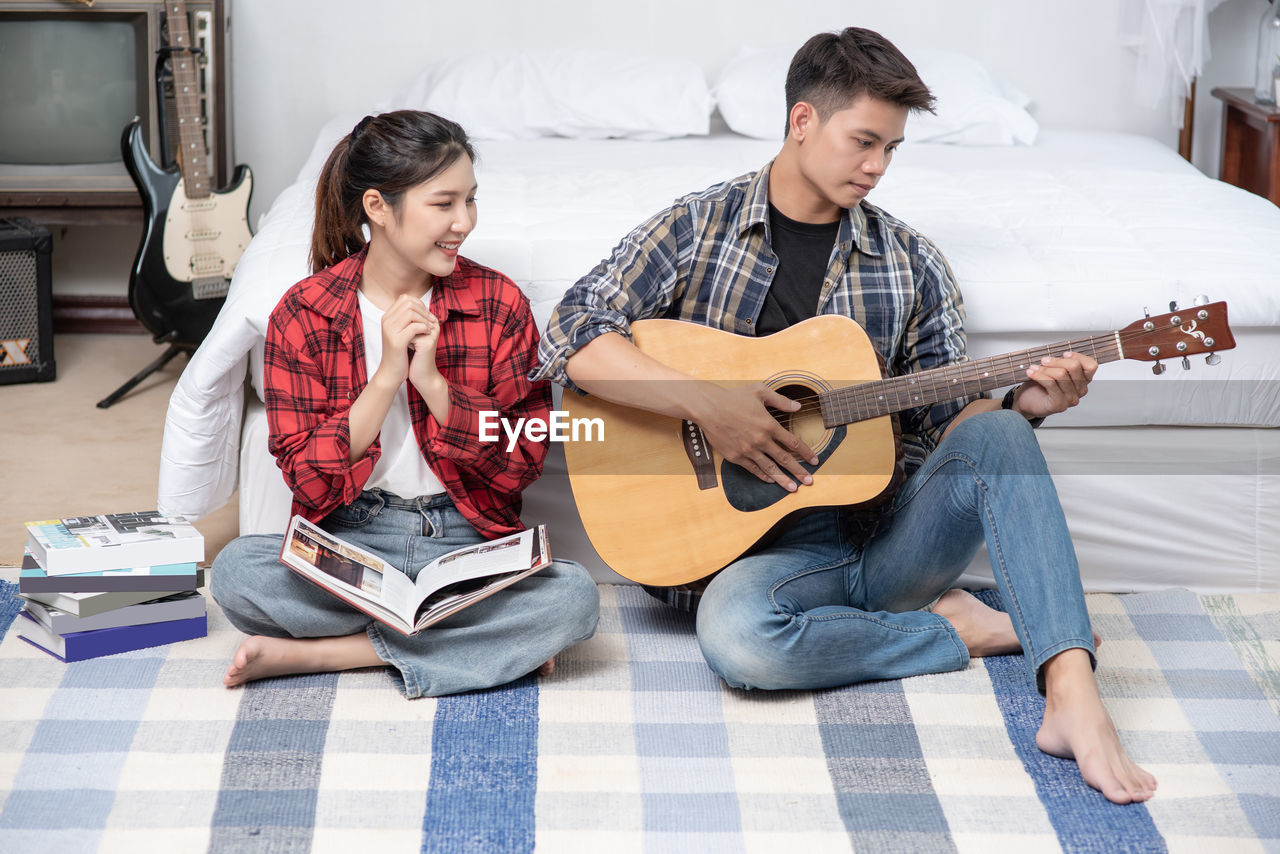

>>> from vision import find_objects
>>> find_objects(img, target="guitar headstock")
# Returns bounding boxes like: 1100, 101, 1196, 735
1120, 299, 1234, 369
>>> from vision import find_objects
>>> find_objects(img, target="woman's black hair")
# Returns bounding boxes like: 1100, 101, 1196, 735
310, 110, 476, 273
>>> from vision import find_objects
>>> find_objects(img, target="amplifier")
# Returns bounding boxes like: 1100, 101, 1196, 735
0, 218, 56, 385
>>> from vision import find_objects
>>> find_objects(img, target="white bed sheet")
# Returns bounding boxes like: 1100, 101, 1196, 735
285, 124, 1280, 330
471, 129, 1280, 331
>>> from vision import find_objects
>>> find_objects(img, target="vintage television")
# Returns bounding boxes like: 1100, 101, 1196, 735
0, 0, 230, 220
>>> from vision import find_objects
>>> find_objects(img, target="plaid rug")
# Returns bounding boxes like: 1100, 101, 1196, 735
0, 572, 1276, 853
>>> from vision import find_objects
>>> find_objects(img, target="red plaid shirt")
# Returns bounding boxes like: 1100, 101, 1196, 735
263, 248, 552, 538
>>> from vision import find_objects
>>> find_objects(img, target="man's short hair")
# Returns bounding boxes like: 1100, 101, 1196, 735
784, 28, 935, 137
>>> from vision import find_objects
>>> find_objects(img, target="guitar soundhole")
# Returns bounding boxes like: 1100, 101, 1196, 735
769, 382, 831, 456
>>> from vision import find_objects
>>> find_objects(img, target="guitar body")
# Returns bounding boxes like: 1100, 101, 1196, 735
121, 117, 252, 345
563, 315, 899, 586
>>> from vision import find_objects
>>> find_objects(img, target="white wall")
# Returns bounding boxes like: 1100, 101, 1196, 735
60, 0, 1262, 296
229, 0, 1180, 222
1193, 0, 1265, 179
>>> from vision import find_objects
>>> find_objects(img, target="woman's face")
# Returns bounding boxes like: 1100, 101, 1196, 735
375, 155, 477, 280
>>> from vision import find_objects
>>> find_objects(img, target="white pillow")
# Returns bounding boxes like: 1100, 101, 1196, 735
398, 50, 712, 141
907, 50, 1038, 145
712, 47, 790, 141
713, 46, 1038, 146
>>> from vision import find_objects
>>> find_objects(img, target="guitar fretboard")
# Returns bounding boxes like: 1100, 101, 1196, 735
166, 1, 211, 199
818, 332, 1123, 428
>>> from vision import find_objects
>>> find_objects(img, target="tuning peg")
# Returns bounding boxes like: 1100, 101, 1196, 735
1206, 353, 1222, 366
1181, 356, 1191, 371
1152, 361, 1166, 376
1193, 294, 1210, 306
1169, 300, 1179, 312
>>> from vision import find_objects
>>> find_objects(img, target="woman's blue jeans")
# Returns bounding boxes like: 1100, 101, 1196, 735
696, 410, 1094, 693
211, 490, 599, 698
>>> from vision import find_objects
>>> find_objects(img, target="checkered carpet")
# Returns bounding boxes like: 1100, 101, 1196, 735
0, 572, 1276, 853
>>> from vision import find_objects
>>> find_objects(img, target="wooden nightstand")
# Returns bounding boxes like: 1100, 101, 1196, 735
1211, 87, 1280, 207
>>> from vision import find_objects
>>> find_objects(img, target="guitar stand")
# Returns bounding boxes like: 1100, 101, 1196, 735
96, 335, 191, 409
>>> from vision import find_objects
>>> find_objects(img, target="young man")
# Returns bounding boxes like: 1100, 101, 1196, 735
532, 28, 1155, 804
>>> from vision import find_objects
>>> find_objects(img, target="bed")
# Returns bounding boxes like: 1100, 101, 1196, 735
158, 48, 1280, 594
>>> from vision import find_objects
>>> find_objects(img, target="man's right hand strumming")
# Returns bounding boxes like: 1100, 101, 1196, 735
565, 331, 818, 492
684, 383, 818, 492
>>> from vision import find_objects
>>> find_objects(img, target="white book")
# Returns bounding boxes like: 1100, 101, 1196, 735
20, 587, 172, 618
25, 511, 203, 575
21, 591, 206, 634
278, 515, 551, 636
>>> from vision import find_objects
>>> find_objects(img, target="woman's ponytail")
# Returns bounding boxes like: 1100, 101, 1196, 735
309, 138, 365, 274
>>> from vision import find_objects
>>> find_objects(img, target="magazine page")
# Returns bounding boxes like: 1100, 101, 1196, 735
278, 516, 421, 630
409, 526, 550, 632
414, 527, 542, 595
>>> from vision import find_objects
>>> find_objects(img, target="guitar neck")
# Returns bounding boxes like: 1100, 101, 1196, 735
819, 331, 1124, 428
165, 1, 212, 199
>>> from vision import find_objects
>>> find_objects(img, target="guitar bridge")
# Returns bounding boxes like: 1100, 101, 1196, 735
682, 420, 718, 490
191, 277, 229, 300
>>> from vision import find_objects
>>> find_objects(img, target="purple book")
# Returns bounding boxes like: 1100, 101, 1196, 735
16, 610, 207, 662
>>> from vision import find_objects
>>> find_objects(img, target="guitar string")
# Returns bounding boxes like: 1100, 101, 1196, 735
169, 3, 206, 286
171, 9, 208, 200
622, 311, 1192, 464
170, 4, 218, 288
757, 321, 1221, 451
805, 335, 1115, 415
763, 321, 1215, 414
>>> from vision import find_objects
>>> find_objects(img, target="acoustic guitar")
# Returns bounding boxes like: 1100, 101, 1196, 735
563, 300, 1235, 587
121, 0, 252, 346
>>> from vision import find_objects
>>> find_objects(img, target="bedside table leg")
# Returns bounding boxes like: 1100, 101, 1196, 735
1269, 124, 1280, 207
1220, 105, 1242, 186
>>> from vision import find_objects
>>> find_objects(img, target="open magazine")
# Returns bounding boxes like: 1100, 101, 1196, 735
278, 515, 551, 636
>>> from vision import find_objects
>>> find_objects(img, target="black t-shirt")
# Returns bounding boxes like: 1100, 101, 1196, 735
754, 204, 841, 337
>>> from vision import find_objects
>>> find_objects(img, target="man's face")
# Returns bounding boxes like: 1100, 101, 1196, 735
795, 95, 908, 212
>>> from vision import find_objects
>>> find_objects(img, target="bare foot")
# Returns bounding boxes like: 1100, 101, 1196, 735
930, 589, 1022, 657
1036, 649, 1157, 804
537, 658, 555, 677
930, 589, 1102, 655
223, 636, 309, 687
223, 633, 382, 687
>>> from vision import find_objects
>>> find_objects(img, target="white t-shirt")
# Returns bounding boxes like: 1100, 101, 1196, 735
357, 290, 446, 500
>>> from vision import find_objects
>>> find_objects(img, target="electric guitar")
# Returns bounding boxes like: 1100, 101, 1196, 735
121, 0, 251, 345
563, 301, 1235, 587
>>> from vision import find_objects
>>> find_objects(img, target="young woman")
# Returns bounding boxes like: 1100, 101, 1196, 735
210, 111, 599, 698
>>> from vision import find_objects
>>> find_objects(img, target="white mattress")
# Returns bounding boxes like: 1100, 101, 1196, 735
283, 124, 1280, 330
475, 130, 1280, 334
240, 398, 1280, 593
233, 125, 1280, 428
160, 124, 1280, 597
969, 328, 1280, 427
959, 424, 1280, 594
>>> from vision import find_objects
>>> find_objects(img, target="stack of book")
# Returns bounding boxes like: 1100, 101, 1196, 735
16, 511, 208, 662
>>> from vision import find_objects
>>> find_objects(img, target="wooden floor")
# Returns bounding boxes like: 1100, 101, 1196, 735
0, 333, 238, 565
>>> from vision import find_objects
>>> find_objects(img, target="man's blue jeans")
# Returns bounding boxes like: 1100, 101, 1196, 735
212, 490, 600, 698
696, 410, 1094, 692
